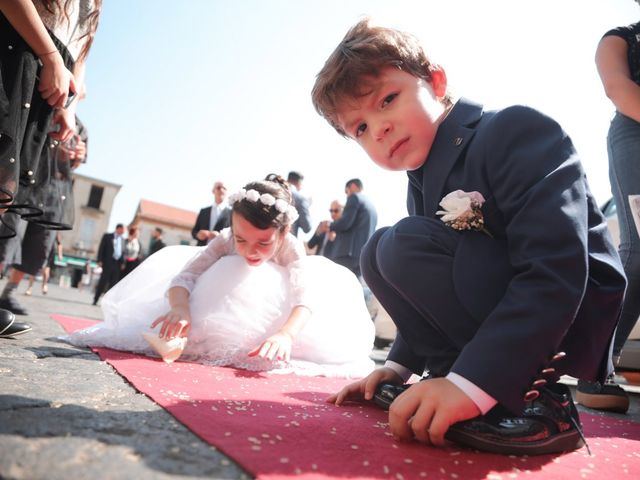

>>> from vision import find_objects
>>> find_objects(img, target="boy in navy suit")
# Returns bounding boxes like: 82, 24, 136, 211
312, 19, 626, 455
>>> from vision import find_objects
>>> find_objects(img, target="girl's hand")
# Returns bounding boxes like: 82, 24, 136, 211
150, 305, 191, 340
38, 51, 75, 108
248, 331, 293, 361
327, 367, 403, 405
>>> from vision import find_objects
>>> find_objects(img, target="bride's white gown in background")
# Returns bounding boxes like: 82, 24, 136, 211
63, 245, 376, 377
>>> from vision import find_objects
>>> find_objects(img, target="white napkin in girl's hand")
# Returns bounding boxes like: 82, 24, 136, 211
142, 332, 187, 363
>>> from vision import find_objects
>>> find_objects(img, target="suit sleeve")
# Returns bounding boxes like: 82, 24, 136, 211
450, 106, 594, 411
97, 234, 107, 263
307, 232, 322, 249
296, 196, 312, 234
330, 194, 359, 232
192, 209, 204, 240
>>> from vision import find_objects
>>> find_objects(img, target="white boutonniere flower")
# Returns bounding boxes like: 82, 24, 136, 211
436, 190, 493, 238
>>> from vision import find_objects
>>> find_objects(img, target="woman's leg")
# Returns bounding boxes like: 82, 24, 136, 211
608, 113, 640, 360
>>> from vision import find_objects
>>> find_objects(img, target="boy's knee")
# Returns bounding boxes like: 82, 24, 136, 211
360, 227, 389, 282
376, 217, 457, 280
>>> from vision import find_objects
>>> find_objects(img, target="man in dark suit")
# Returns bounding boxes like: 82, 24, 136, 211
307, 199, 343, 259
192, 181, 231, 246
148, 227, 166, 255
325, 179, 377, 278
93, 223, 126, 305
287, 171, 312, 237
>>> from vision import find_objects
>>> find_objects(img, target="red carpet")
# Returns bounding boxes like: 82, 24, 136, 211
54, 314, 640, 479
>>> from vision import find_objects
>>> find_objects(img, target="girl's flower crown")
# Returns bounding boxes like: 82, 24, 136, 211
228, 188, 299, 225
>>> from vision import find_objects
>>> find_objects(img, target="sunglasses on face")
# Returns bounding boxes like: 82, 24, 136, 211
329, 209, 341, 213
215, 186, 226, 191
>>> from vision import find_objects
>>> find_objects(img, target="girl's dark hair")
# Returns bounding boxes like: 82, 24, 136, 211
231, 174, 294, 231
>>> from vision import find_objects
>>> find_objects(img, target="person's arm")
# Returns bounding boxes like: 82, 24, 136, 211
150, 286, 191, 339
596, 35, 640, 123
329, 195, 359, 232
248, 305, 311, 361
296, 196, 312, 234
0, 0, 75, 108
191, 210, 204, 241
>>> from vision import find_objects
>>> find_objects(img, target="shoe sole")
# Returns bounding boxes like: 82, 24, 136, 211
445, 428, 585, 456
576, 391, 630, 414
0, 326, 32, 338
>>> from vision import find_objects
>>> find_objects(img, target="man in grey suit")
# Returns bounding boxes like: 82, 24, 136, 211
287, 171, 312, 237
325, 178, 377, 278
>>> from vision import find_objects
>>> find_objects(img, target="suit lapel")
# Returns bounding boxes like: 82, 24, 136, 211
421, 99, 483, 216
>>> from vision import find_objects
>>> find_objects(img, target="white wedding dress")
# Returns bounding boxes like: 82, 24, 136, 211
63, 241, 376, 378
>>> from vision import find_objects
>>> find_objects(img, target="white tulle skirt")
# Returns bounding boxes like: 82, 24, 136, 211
63, 246, 376, 378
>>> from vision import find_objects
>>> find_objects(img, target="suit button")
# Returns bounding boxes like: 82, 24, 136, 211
524, 390, 540, 401
551, 352, 566, 362
542, 368, 555, 375
532, 379, 547, 387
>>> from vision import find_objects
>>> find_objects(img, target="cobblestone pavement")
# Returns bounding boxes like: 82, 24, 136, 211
1, 281, 638, 479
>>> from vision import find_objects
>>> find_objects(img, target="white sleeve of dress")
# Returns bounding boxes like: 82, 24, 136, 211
276, 234, 310, 310
168, 228, 234, 294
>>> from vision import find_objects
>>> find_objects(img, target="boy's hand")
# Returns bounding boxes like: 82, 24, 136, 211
248, 331, 293, 361
327, 367, 403, 405
151, 306, 191, 339
388, 377, 481, 447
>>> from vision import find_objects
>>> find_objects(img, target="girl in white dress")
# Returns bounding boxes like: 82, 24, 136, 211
64, 175, 375, 377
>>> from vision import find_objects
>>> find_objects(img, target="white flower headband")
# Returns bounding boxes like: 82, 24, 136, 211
228, 188, 299, 225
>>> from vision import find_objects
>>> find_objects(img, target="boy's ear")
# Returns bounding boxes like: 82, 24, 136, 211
429, 65, 448, 99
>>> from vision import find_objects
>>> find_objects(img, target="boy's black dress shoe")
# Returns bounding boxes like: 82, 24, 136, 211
445, 384, 586, 456
374, 382, 586, 456
0, 309, 31, 337
0, 296, 28, 315
374, 383, 412, 410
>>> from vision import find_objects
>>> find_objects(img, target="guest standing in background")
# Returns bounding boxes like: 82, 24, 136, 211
192, 181, 231, 246
93, 223, 125, 305
121, 225, 141, 278
287, 171, 312, 237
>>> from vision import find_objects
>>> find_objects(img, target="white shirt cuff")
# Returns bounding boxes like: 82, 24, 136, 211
446, 372, 497, 415
383, 360, 414, 383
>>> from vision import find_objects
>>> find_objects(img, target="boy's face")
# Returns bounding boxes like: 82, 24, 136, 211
336, 67, 448, 171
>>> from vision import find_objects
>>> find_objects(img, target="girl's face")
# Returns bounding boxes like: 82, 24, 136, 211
232, 212, 286, 266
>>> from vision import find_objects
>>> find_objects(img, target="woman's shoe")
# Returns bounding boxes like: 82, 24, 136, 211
576, 376, 630, 413
42, 285, 48, 295
24, 288, 32, 296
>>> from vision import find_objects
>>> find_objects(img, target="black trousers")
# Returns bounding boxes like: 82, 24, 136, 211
94, 259, 122, 302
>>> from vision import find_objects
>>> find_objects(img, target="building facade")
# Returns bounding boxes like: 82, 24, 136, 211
59, 173, 121, 261
131, 199, 197, 257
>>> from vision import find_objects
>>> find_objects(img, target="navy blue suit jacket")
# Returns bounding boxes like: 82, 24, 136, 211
389, 98, 626, 412
330, 192, 377, 262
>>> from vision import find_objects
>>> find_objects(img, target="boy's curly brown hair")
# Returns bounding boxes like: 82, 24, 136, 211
311, 18, 452, 136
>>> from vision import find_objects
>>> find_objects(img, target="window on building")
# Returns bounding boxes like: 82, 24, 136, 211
78, 218, 96, 250
87, 185, 103, 209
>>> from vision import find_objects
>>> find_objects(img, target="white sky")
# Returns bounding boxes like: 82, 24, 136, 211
76, 0, 639, 236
